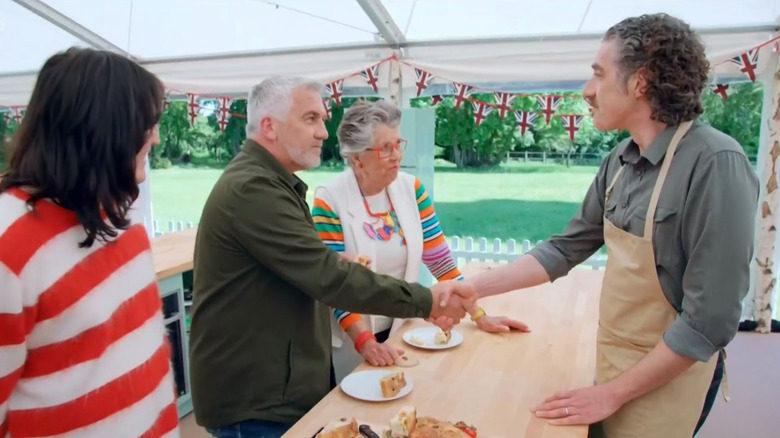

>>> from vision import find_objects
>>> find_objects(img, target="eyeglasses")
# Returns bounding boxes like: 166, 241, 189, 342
368, 139, 407, 158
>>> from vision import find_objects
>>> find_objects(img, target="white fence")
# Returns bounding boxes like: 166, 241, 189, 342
449, 236, 606, 270
152, 220, 608, 270
153, 220, 196, 237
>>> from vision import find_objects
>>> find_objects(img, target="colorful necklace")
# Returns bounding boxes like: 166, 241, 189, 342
360, 187, 405, 245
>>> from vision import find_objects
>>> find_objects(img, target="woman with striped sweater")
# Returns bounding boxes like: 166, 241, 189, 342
0, 48, 178, 437
313, 101, 528, 381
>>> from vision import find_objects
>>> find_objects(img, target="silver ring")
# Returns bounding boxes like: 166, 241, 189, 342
565, 407, 570, 416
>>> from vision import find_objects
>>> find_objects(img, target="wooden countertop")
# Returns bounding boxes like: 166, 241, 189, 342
150, 227, 198, 280
283, 263, 602, 438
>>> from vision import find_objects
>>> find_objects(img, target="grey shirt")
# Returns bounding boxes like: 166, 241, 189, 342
528, 121, 759, 362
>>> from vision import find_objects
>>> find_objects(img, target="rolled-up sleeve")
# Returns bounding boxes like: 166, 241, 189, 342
664, 150, 759, 361
528, 157, 609, 281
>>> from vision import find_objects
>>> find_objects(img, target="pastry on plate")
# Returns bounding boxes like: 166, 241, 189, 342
433, 330, 451, 345
410, 417, 470, 438
384, 406, 417, 438
379, 371, 407, 398
316, 417, 359, 438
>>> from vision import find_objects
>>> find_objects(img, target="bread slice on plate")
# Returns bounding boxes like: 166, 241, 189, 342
379, 371, 407, 398
384, 406, 417, 438
410, 417, 470, 438
316, 417, 359, 438
434, 330, 451, 345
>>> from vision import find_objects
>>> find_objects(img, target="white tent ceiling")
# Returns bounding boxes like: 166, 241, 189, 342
1, 0, 779, 106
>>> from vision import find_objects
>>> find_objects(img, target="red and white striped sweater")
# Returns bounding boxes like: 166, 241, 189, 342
0, 188, 179, 438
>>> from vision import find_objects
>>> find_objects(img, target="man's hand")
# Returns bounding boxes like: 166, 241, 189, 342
428, 281, 476, 330
531, 384, 623, 426
358, 339, 404, 367
475, 315, 530, 333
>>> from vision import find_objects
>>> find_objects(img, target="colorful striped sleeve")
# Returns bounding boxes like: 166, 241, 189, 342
415, 178, 464, 282
312, 197, 345, 252
312, 194, 362, 332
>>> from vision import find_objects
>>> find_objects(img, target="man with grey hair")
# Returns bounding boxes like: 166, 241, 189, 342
189, 76, 476, 438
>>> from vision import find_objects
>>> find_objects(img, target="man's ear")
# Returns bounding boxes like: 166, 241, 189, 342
260, 116, 278, 141
631, 67, 650, 98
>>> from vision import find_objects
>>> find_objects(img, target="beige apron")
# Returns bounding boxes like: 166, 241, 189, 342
593, 121, 720, 438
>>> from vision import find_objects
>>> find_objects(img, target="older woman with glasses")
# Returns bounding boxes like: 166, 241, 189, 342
313, 100, 528, 381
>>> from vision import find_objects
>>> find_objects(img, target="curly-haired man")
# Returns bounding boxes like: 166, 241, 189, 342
464, 13, 759, 437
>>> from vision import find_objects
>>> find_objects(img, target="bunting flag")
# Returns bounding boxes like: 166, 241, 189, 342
472, 101, 493, 127
322, 98, 332, 120
186, 93, 200, 125
711, 83, 729, 100
325, 80, 344, 107
537, 95, 564, 124
561, 115, 584, 141
514, 110, 538, 135
431, 95, 443, 106
415, 68, 435, 97
3, 110, 11, 125
360, 64, 380, 93
453, 82, 474, 110
493, 92, 516, 119
215, 97, 233, 132
729, 49, 759, 82
162, 89, 172, 111
12, 107, 24, 125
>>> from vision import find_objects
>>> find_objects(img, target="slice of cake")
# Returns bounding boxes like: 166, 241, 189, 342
316, 417, 359, 438
386, 406, 417, 438
434, 330, 451, 345
379, 371, 407, 398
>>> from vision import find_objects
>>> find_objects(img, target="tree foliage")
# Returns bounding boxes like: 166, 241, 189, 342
0, 82, 762, 170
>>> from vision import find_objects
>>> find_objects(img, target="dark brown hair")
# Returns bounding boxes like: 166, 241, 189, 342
0, 47, 164, 247
604, 13, 710, 125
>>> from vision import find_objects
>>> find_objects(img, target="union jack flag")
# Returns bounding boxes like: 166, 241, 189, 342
729, 49, 759, 82
431, 95, 443, 106
215, 97, 233, 132
452, 82, 474, 111
12, 107, 25, 125
493, 92, 516, 119
414, 68, 435, 97
711, 83, 729, 100
322, 98, 332, 120
325, 80, 344, 107
514, 110, 538, 135
162, 89, 172, 111
186, 93, 200, 125
537, 95, 563, 124
360, 64, 380, 93
472, 101, 493, 127
561, 115, 584, 141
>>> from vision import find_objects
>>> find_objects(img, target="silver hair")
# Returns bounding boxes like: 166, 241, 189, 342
337, 100, 402, 159
245, 76, 322, 137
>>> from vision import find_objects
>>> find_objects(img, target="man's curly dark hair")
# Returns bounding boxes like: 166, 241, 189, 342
604, 13, 710, 125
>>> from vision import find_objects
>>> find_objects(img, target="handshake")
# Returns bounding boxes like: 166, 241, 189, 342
426, 280, 478, 331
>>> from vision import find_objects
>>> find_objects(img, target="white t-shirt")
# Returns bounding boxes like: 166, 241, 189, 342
362, 189, 408, 333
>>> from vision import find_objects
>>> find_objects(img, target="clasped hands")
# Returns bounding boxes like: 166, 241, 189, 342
426, 280, 478, 331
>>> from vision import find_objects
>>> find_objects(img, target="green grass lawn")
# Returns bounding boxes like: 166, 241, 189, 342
149, 162, 597, 243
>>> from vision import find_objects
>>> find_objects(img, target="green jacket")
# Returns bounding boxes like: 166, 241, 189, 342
189, 140, 433, 428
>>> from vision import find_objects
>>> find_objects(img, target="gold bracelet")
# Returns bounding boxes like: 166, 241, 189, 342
471, 308, 487, 321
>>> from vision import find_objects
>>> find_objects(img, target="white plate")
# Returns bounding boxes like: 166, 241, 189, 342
402, 327, 464, 350
340, 370, 413, 402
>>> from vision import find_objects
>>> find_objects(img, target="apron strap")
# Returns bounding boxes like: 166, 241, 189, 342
644, 120, 693, 239
605, 166, 626, 205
